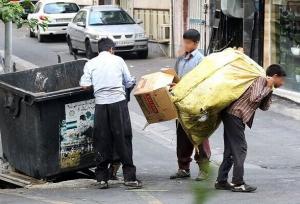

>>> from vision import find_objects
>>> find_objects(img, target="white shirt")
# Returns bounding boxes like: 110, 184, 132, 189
80, 51, 136, 104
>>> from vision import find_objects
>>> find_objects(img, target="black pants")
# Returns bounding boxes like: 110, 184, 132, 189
93, 100, 136, 182
176, 121, 211, 170
217, 111, 247, 185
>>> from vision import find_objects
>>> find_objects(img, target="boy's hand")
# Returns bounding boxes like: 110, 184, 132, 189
169, 83, 177, 91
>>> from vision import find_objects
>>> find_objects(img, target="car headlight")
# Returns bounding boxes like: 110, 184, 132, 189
90, 34, 108, 40
135, 33, 146, 39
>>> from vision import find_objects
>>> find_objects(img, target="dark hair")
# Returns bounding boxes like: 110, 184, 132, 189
98, 38, 115, 53
266, 64, 287, 77
183, 29, 200, 42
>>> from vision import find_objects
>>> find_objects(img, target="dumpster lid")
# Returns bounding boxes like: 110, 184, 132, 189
0, 59, 90, 103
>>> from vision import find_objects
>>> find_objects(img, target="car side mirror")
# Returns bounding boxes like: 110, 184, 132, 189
135, 19, 143, 24
77, 22, 86, 27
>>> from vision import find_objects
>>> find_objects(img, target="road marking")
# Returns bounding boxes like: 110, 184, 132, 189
0, 191, 72, 204
126, 190, 168, 192
135, 191, 164, 204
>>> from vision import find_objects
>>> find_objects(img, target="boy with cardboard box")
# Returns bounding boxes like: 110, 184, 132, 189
169, 29, 211, 181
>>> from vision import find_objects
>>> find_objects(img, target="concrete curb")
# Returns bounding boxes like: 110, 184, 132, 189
0, 50, 38, 72
274, 89, 300, 105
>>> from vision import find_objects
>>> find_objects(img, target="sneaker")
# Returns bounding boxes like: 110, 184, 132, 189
170, 169, 191, 179
98, 181, 109, 189
215, 181, 234, 190
124, 180, 143, 189
195, 170, 208, 181
231, 183, 257, 193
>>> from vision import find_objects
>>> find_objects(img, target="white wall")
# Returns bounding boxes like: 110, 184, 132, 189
173, 0, 185, 56
75, 0, 94, 5
133, 0, 170, 9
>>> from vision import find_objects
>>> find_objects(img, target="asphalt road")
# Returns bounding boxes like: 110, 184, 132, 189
1, 23, 300, 204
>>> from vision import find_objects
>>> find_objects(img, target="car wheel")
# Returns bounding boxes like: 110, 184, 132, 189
29, 29, 35, 38
37, 31, 46, 42
137, 50, 148, 59
67, 37, 78, 55
85, 40, 95, 59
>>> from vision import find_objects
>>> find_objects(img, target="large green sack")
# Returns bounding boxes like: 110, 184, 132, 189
171, 48, 266, 146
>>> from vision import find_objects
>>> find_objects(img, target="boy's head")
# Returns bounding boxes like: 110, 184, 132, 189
266, 64, 286, 88
98, 38, 115, 53
183, 29, 200, 53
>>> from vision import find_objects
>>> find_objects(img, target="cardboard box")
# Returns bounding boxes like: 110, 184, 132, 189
134, 71, 178, 124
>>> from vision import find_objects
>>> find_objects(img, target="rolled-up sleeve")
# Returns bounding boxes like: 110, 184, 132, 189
80, 63, 92, 87
259, 91, 273, 111
121, 60, 136, 88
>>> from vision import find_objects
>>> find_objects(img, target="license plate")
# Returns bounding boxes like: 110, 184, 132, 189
56, 18, 71, 23
116, 41, 134, 46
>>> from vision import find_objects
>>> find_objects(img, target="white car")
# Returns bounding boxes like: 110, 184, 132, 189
28, 0, 80, 42
66, 5, 149, 59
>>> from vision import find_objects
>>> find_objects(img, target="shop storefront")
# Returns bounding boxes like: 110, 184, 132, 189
264, 0, 300, 92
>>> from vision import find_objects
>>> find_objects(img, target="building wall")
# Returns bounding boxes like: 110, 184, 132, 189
263, 0, 274, 67
119, 0, 171, 43
173, 0, 211, 56
76, 0, 94, 6
264, 0, 300, 92
133, 0, 170, 9
173, 0, 185, 56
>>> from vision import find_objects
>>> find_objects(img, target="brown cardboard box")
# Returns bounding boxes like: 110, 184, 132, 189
160, 68, 180, 83
134, 71, 178, 124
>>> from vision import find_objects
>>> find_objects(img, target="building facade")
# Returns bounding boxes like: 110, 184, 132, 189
264, 0, 300, 93
94, 0, 300, 94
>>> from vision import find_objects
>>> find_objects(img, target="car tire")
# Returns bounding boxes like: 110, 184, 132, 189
37, 32, 46, 42
67, 36, 78, 55
85, 40, 95, 59
29, 29, 35, 38
137, 50, 148, 59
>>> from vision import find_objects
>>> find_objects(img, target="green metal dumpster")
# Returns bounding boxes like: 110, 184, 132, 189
0, 59, 96, 179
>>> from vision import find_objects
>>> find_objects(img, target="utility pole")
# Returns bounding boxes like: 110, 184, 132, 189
4, 22, 13, 73
204, 0, 208, 56
1, 21, 12, 162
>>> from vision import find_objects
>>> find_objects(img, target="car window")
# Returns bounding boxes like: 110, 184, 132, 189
44, 2, 79, 14
89, 10, 135, 25
81, 11, 87, 23
73, 11, 87, 24
73, 11, 83, 23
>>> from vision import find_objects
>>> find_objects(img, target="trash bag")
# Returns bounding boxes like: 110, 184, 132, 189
171, 48, 266, 146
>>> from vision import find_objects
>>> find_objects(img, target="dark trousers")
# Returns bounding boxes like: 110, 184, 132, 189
217, 111, 247, 185
176, 121, 211, 170
93, 100, 136, 182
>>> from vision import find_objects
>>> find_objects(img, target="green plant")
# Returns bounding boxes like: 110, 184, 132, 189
0, 0, 47, 30
192, 163, 216, 204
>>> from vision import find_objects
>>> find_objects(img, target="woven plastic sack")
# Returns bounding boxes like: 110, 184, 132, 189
171, 48, 266, 146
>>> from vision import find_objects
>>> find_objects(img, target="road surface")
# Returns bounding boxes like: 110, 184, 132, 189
1, 23, 300, 204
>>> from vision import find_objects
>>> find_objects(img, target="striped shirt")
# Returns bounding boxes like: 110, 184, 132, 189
227, 77, 273, 128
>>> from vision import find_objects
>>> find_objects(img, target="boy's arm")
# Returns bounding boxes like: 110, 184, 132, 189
249, 77, 272, 103
80, 63, 93, 90
259, 92, 273, 111
174, 57, 181, 75
121, 59, 136, 88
